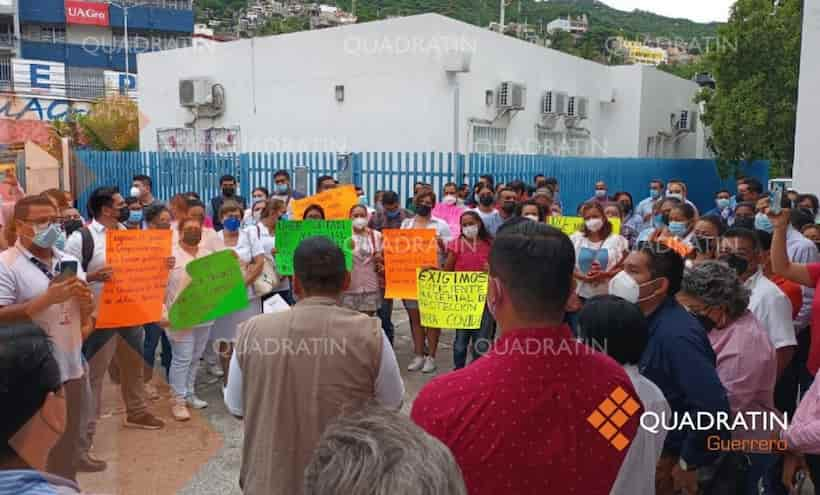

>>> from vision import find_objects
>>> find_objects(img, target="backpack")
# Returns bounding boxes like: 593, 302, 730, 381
79, 227, 94, 272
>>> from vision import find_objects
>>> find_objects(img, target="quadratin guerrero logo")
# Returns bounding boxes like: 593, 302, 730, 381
587, 386, 641, 451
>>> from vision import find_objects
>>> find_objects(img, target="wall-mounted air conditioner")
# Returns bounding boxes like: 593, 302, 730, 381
567, 96, 589, 119
542, 91, 555, 114
676, 110, 697, 132
179, 78, 215, 107
497, 81, 526, 110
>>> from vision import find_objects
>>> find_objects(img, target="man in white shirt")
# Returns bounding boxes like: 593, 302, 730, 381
64, 187, 165, 464
635, 179, 665, 226
0, 194, 95, 481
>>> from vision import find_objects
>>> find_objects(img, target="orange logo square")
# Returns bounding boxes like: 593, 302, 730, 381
587, 386, 639, 451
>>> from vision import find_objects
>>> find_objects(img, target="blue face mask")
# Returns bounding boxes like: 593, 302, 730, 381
668, 221, 689, 237
755, 213, 774, 233
650, 189, 661, 199
653, 214, 667, 229
275, 183, 289, 195
595, 189, 607, 198
716, 198, 731, 210
223, 217, 241, 232
54, 230, 66, 251
33, 223, 60, 249
128, 210, 143, 223
386, 209, 401, 219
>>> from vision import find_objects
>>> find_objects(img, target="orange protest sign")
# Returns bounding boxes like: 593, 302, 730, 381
96, 229, 172, 329
383, 229, 439, 299
290, 185, 359, 220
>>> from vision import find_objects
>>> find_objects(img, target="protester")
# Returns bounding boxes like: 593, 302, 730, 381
705, 189, 734, 225
210, 175, 246, 231
441, 182, 463, 208
543, 177, 561, 210
457, 184, 470, 206
733, 202, 757, 230
0, 322, 81, 494
130, 175, 162, 210
666, 179, 699, 214
210, 201, 264, 382
316, 175, 337, 193
469, 184, 503, 235
738, 177, 764, 204
401, 190, 451, 373
797, 194, 819, 219
444, 211, 493, 369
667, 203, 697, 244
303, 204, 326, 220
412, 221, 640, 494
636, 179, 665, 224
142, 205, 173, 392
256, 199, 293, 305
779, 370, 820, 491
515, 199, 545, 222
340, 204, 384, 316
163, 216, 216, 420
271, 170, 306, 213
678, 261, 778, 493
691, 215, 725, 264
405, 182, 424, 212
588, 180, 609, 204
572, 202, 628, 300
0, 194, 95, 479
531, 188, 554, 217
613, 191, 642, 232
124, 197, 143, 230
496, 187, 518, 223
578, 295, 670, 495
605, 201, 638, 248
756, 230, 803, 321
304, 405, 466, 495
610, 242, 730, 494
224, 236, 404, 494
637, 197, 681, 243
243, 187, 269, 225
802, 224, 820, 247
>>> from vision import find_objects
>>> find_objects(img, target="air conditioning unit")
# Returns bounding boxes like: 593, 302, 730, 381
542, 91, 555, 114
676, 110, 697, 132
179, 78, 215, 107
571, 96, 589, 119
497, 81, 526, 110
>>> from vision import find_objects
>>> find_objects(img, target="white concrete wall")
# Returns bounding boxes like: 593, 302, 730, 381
138, 13, 706, 159
794, 0, 820, 191
637, 66, 703, 158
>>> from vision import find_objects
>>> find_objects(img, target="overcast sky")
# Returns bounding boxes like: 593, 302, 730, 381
603, 0, 734, 23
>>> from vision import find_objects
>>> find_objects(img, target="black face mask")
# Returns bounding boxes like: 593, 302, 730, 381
63, 219, 83, 237
501, 201, 516, 215
733, 217, 755, 230
415, 204, 432, 217
693, 235, 715, 255
619, 201, 633, 215
479, 195, 495, 207
719, 254, 749, 277
117, 206, 130, 223
222, 187, 236, 197
691, 312, 717, 333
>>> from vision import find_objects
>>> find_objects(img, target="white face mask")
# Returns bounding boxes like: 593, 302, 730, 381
443, 195, 458, 205
608, 271, 641, 303
666, 192, 683, 201
130, 186, 141, 198
352, 217, 368, 230
462, 225, 479, 238
585, 218, 604, 232
524, 215, 540, 222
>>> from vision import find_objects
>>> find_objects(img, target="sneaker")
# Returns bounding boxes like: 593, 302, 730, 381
144, 383, 160, 401
171, 399, 190, 422
123, 411, 165, 430
75, 452, 107, 472
207, 364, 224, 377
186, 395, 208, 410
422, 356, 437, 373
407, 355, 425, 372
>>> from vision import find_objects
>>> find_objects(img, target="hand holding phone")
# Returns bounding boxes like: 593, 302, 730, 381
769, 183, 785, 215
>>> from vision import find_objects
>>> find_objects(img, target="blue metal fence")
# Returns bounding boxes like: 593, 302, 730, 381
74, 151, 767, 217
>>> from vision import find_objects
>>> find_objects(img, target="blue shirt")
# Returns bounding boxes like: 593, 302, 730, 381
635, 196, 659, 224
0, 470, 79, 494
639, 297, 730, 466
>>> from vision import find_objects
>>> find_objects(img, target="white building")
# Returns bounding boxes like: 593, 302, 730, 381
794, 0, 819, 191
546, 15, 589, 35
138, 13, 710, 158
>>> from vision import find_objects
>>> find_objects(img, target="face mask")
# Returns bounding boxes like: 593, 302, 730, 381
719, 254, 750, 277
352, 217, 368, 230
253, 195, 266, 203
128, 210, 143, 224
650, 189, 661, 199
666, 192, 683, 201
501, 201, 516, 215
733, 217, 755, 230
524, 214, 540, 222
182, 230, 202, 245
54, 230, 66, 251
479, 195, 495, 207
716, 198, 731, 210
443, 195, 458, 205
754, 213, 774, 233
222, 187, 235, 197
462, 225, 479, 239
116, 206, 130, 223
693, 235, 715, 255
223, 217, 241, 232
386, 209, 401, 219
358, 196, 368, 206
668, 221, 689, 237
653, 214, 667, 229
595, 189, 607, 198
620, 202, 633, 214
130, 186, 141, 198
585, 218, 604, 232
63, 219, 83, 236
415, 204, 432, 217
608, 271, 658, 304
274, 183, 289, 195
32, 223, 60, 249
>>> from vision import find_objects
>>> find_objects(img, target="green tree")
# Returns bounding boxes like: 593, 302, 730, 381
549, 30, 577, 55
257, 16, 310, 36
697, 0, 802, 177
77, 96, 140, 151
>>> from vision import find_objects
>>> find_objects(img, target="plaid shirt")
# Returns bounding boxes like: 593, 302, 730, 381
368, 208, 414, 231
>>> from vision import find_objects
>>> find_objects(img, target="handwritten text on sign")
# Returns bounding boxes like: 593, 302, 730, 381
96, 230, 171, 329
290, 185, 358, 220
418, 270, 488, 329
383, 229, 438, 299
274, 220, 353, 276
547, 216, 621, 236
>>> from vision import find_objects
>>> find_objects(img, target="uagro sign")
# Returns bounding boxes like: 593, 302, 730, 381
65, 0, 110, 26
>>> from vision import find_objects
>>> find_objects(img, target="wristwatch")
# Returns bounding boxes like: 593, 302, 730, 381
679, 458, 697, 471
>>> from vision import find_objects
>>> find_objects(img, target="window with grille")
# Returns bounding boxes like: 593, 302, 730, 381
567, 96, 576, 116
473, 126, 507, 154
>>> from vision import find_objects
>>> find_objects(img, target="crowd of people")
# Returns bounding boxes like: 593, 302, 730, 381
2, 167, 820, 495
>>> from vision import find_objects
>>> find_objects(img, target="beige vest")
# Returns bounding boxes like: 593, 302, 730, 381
236, 296, 382, 495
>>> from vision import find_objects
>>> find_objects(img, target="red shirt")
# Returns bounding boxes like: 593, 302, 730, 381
807, 264, 820, 374
411, 325, 641, 495
447, 237, 491, 271
770, 274, 803, 320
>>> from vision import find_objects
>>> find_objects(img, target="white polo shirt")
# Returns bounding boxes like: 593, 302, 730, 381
64, 219, 125, 316
745, 268, 797, 350
0, 243, 87, 382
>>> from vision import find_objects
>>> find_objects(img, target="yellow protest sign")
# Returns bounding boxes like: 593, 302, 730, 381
547, 216, 621, 236
417, 269, 488, 329
290, 185, 358, 220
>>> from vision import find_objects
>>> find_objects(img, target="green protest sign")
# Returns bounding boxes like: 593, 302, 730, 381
169, 250, 249, 330
274, 220, 353, 276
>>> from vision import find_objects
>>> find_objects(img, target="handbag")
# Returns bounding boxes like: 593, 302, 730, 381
251, 226, 281, 296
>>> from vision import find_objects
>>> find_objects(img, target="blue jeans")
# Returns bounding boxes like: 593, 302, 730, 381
143, 322, 172, 381
453, 306, 495, 369
377, 297, 395, 346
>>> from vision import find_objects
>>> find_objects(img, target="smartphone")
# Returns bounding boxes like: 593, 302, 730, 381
769, 182, 785, 215
58, 260, 78, 278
